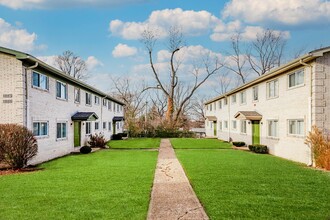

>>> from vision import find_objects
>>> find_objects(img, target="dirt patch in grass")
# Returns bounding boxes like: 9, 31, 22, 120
0, 166, 44, 176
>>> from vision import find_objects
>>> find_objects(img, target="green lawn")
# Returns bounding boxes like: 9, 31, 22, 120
0, 150, 157, 220
170, 138, 232, 149
108, 138, 160, 149
176, 149, 330, 219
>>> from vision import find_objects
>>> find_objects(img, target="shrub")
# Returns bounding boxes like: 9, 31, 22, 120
80, 146, 92, 154
305, 126, 330, 170
0, 124, 38, 169
248, 144, 268, 154
232, 142, 246, 147
111, 133, 123, 140
88, 132, 107, 148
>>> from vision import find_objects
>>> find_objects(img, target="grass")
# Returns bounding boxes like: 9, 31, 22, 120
108, 138, 161, 149
170, 138, 232, 149
0, 150, 158, 220
176, 149, 330, 219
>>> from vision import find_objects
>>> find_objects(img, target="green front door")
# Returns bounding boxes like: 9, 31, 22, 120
74, 122, 81, 147
213, 121, 217, 136
252, 121, 260, 144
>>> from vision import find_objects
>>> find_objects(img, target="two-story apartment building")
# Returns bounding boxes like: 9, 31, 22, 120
205, 47, 330, 165
0, 47, 125, 164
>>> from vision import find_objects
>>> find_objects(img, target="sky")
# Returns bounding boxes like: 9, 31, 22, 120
1, 0, 330, 97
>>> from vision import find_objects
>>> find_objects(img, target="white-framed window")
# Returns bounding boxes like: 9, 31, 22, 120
56, 122, 67, 139
218, 100, 222, 109
267, 79, 279, 99
240, 120, 247, 134
117, 122, 120, 129
288, 119, 304, 136
117, 104, 120, 112
103, 122, 107, 130
232, 94, 236, 104
219, 121, 222, 131
209, 104, 212, 111
56, 81, 67, 100
288, 69, 304, 88
224, 98, 228, 105
113, 103, 116, 111
120, 106, 123, 112
94, 96, 100, 105
232, 120, 237, 130
108, 122, 112, 131
33, 121, 48, 137
108, 101, 112, 111
206, 105, 209, 110
214, 102, 216, 111
86, 92, 92, 106
224, 120, 228, 129
74, 87, 80, 103
103, 99, 107, 107
240, 91, 246, 105
32, 71, 49, 90
268, 120, 278, 137
210, 121, 213, 128
253, 86, 258, 101
95, 122, 99, 130
86, 122, 91, 135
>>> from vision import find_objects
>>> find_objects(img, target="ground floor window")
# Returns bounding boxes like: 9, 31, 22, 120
117, 122, 119, 130
240, 120, 247, 134
288, 119, 304, 136
86, 122, 91, 135
232, 120, 237, 130
56, 122, 67, 139
268, 120, 278, 137
103, 122, 107, 130
108, 122, 112, 131
224, 120, 228, 129
33, 122, 48, 137
219, 121, 222, 131
95, 122, 99, 130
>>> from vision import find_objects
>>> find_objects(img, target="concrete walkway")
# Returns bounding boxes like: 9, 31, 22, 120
147, 139, 209, 220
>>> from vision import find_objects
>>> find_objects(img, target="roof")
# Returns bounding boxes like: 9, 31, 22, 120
234, 111, 262, 120
0, 46, 125, 106
205, 46, 330, 105
206, 116, 217, 121
112, 116, 125, 121
71, 112, 99, 121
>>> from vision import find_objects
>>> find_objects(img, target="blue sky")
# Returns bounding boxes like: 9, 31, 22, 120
1, 0, 330, 96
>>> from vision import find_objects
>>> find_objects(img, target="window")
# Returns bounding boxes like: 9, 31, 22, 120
253, 86, 258, 101
224, 121, 228, 129
117, 104, 120, 112
232, 94, 236, 104
120, 106, 123, 112
240, 91, 246, 104
288, 119, 304, 136
103, 122, 107, 130
267, 79, 279, 98
86, 92, 92, 105
95, 122, 99, 130
240, 120, 247, 133
289, 69, 304, 88
268, 120, 278, 137
210, 122, 213, 128
113, 103, 116, 111
74, 88, 80, 103
214, 102, 216, 111
219, 121, 222, 130
206, 105, 209, 110
108, 122, 112, 131
86, 122, 91, 135
56, 122, 67, 139
94, 96, 100, 105
224, 98, 228, 105
116, 122, 119, 129
218, 100, 222, 109
209, 104, 212, 111
32, 72, 48, 90
103, 99, 107, 107
232, 120, 237, 130
56, 81, 67, 100
33, 122, 48, 137
108, 101, 112, 111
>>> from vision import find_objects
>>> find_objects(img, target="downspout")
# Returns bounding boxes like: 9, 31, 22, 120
25, 62, 39, 128
227, 96, 231, 142
299, 59, 313, 166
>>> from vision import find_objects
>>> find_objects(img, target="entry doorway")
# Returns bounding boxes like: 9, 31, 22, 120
74, 122, 81, 147
252, 120, 260, 145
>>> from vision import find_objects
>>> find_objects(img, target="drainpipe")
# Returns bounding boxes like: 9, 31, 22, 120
227, 96, 231, 142
25, 62, 39, 128
299, 59, 313, 166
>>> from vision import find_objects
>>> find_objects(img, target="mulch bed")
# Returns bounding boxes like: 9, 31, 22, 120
0, 166, 43, 176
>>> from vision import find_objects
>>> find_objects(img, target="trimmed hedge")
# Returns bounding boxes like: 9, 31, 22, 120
80, 146, 92, 154
232, 142, 246, 147
248, 144, 268, 154
111, 133, 123, 140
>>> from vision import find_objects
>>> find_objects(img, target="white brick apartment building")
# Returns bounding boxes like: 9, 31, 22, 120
0, 47, 125, 164
205, 47, 330, 165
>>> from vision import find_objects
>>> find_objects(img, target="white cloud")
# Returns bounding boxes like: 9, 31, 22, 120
86, 56, 103, 70
223, 0, 330, 26
37, 55, 57, 68
112, 43, 138, 58
0, 18, 43, 52
0, 0, 149, 9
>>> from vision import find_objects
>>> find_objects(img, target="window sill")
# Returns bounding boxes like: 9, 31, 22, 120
32, 86, 49, 92
266, 96, 279, 100
288, 134, 305, 138
56, 137, 67, 141
35, 135, 49, 139
288, 84, 305, 90
266, 136, 279, 140
85, 104, 92, 107
240, 133, 247, 135
56, 97, 67, 101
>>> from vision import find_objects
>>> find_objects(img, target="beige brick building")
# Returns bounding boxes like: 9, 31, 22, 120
0, 47, 125, 164
205, 47, 330, 165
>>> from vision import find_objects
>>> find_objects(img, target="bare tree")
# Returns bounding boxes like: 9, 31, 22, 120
141, 27, 223, 128
214, 71, 232, 95
190, 95, 208, 122
247, 29, 286, 76
55, 50, 88, 80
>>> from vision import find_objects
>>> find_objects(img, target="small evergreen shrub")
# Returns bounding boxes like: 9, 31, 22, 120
249, 144, 268, 154
0, 124, 38, 169
88, 132, 107, 148
80, 146, 92, 154
232, 142, 246, 147
111, 133, 123, 140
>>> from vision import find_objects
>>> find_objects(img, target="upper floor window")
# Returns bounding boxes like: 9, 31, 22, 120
288, 69, 304, 88
268, 120, 278, 137
288, 119, 304, 136
267, 79, 279, 99
117, 104, 120, 112
224, 98, 228, 105
94, 96, 100, 105
56, 122, 67, 139
74, 88, 80, 103
218, 100, 222, 109
33, 121, 48, 137
232, 94, 237, 104
56, 81, 67, 100
253, 86, 258, 101
86, 92, 92, 106
32, 72, 49, 90
240, 91, 246, 105
108, 101, 112, 111
113, 103, 116, 112
103, 99, 107, 107
209, 104, 212, 111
